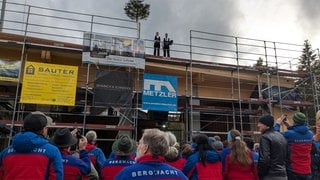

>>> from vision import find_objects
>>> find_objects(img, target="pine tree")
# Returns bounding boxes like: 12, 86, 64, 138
255, 57, 264, 67
298, 40, 317, 72
124, 0, 150, 39
297, 40, 318, 125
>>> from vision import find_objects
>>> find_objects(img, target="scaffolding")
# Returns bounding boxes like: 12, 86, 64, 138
0, 1, 319, 145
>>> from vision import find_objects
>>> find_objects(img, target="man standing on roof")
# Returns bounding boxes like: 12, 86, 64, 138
163, 33, 172, 57
0, 111, 63, 180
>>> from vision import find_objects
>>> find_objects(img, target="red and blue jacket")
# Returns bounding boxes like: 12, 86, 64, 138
275, 123, 313, 174
60, 149, 91, 180
165, 157, 186, 171
0, 131, 63, 180
182, 150, 222, 180
85, 144, 106, 171
115, 154, 188, 180
101, 155, 135, 180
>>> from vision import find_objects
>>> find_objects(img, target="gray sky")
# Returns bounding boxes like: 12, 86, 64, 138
6, 0, 320, 67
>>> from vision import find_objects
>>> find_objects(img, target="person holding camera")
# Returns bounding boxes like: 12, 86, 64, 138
275, 112, 313, 180
51, 128, 91, 179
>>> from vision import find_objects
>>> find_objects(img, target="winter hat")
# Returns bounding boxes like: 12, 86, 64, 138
23, 111, 52, 132
293, 112, 307, 124
112, 135, 135, 156
259, 115, 274, 127
212, 141, 224, 151
208, 137, 216, 148
50, 128, 78, 148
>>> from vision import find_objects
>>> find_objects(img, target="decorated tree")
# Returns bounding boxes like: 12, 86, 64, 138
124, 0, 150, 39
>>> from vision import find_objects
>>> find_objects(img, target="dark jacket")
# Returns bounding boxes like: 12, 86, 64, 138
154, 35, 160, 47
258, 128, 287, 178
311, 141, 320, 180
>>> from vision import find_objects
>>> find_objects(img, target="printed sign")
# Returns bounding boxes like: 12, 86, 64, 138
0, 60, 20, 82
20, 61, 78, 106
142, 73, 177, 111
93, 70, 132, 107
82, 32, 145, 69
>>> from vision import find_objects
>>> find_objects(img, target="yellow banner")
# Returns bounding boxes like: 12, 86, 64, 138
20, 61, 78, 106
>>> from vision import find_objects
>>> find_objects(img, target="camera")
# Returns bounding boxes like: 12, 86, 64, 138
75, 128, 83, 139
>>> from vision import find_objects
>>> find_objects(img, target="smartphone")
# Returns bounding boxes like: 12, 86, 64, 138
282, 114, 287, 122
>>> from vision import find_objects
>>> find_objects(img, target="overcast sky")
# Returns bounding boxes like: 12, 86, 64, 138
6, 0, 320, 67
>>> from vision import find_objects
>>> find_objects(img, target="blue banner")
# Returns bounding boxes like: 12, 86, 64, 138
142, 73, 177, 111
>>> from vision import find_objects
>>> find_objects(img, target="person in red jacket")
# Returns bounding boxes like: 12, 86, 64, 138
223, 129, 258, 180
275, 112, 313, 179
115, 128, 188, 180
0, 111, 63, 180
183, 133, 222, 180
51, 128, 91, 180
101, 135, 136, 180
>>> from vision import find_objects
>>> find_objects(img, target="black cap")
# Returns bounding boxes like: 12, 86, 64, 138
259, 115, 274, 127
23, 111, 52, 132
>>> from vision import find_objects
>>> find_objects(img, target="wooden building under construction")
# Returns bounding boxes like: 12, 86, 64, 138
0, 2, 317, 154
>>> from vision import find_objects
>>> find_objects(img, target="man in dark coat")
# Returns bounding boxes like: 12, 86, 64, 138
258, 115, 288, 180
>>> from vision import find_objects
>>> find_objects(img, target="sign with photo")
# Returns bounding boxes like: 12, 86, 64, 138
0, 60, 21, 82
82, 32, 145, 69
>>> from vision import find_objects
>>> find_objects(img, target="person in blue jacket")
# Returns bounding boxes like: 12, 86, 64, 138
0, 111, 63, 180
183, 133, 222, 180
275, 112, 313, 179
85, 130, 107, 176
51, 128, 91, 179
115, 128, 188, 180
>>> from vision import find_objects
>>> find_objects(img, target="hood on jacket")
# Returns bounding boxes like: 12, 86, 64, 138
85, 144, 96, 151
205, 150, 221, 163
12, 132, 48, 153
289, 124, 310, 135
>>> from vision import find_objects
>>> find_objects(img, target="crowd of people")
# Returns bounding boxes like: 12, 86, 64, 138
0, 110, 320, 179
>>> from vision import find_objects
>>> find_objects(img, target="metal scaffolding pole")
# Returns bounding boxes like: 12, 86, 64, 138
189, 30, 193, 140
9, 5, 30, 145
0, 0, 6, 32
264, 41, 272, 115
274, 42, 283, 114
235, 37, 243, 134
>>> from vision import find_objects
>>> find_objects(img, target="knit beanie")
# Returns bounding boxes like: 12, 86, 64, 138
293, 112, 306, 124
259, 115, 274, 127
